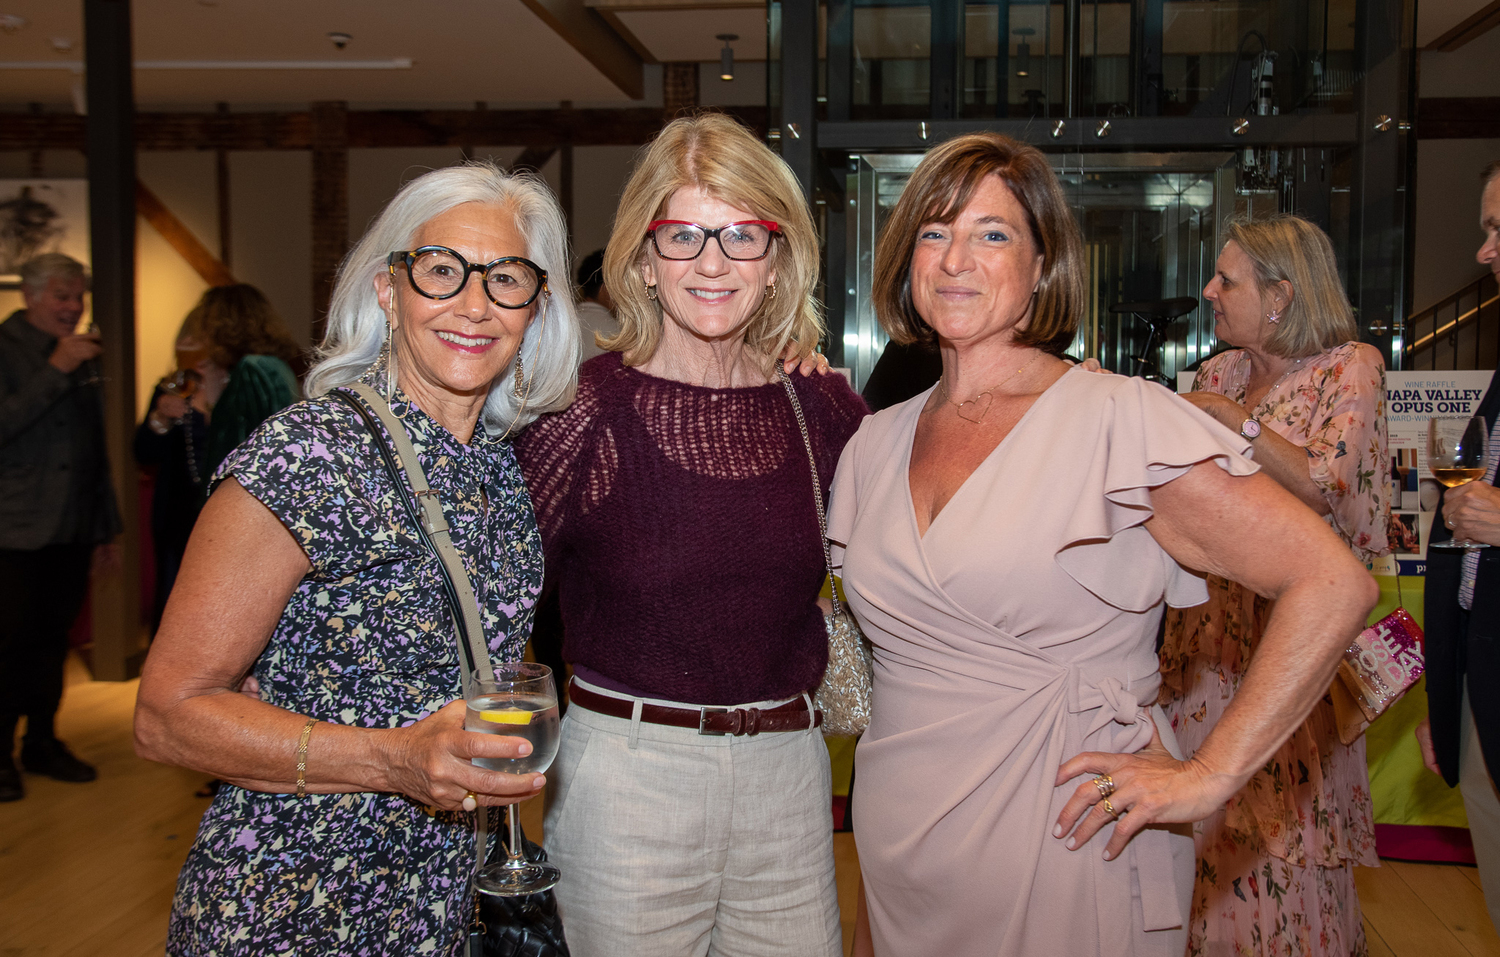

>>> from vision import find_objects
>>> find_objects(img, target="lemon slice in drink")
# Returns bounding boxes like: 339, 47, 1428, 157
479, 708, 533, 726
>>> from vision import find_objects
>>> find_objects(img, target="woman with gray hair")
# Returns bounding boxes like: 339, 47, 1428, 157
135, 161, 579, 956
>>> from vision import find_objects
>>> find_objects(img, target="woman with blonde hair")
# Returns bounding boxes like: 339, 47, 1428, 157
513, 112, 864, 956
1161, 213, 1390, 956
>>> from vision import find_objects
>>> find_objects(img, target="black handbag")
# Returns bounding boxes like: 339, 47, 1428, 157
329, 386, 569, 957
473, 821, 570, 957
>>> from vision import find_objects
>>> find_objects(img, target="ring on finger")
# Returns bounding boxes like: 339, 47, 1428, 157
1092, 774, 1115, 798
462, 791, 478, 812
1100, 797, 1120, 819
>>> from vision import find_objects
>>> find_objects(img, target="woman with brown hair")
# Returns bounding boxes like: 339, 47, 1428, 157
1161, 215, 1391, 956
829, 133, 1377, 956
513, 112, 863, 957
135, 284, 302, 629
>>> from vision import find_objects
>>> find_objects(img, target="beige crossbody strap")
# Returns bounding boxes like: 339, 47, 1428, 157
344, 383, 494, 690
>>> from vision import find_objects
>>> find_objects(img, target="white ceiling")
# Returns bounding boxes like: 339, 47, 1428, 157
610, 8, 766, 63
0, 0, 643, 108
0, 0, 1493, 112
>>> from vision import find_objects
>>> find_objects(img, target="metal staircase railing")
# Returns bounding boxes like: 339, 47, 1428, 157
1403, 272, 1499, 371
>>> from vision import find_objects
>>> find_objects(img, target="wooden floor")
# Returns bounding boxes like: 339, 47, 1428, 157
0, 662, 1495, 957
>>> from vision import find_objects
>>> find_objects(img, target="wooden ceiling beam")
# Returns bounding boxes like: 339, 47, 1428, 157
0, 106, 768, 152
1424, 0, 1500, 51
136, 180, 236, 287
517, 0, 645, 100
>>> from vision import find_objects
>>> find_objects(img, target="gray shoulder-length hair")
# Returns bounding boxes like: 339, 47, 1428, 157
305, 161, 580, 434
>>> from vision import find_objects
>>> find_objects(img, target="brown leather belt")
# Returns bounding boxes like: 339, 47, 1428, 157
567, 678, 823, 736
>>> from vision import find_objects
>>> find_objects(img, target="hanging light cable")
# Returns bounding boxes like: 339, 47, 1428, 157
718, 33, 738, 81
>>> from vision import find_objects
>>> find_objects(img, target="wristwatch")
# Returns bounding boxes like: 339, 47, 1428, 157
1239, 418, 1262, 440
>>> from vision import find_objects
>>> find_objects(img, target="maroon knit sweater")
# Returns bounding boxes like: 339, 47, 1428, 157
514, 352, 868, 704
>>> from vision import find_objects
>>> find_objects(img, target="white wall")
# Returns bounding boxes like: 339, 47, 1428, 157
1413, 140, 1500, 312
570, 145, 644, 284
1411, 31, 1500, 313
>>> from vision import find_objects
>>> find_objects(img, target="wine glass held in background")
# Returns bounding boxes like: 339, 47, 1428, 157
466, 662, 562, 896
1429, 415, 1491, 550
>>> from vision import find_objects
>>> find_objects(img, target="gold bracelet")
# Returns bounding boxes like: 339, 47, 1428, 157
296, 717, 317, 798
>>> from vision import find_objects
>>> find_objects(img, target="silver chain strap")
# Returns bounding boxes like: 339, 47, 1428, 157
778, 369, 843, 618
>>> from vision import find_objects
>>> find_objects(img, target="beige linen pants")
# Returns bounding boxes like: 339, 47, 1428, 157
542, 681, 842, 957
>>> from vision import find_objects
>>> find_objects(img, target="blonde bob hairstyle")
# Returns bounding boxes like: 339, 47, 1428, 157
873, 132, 1085, 355
1223, 215, 1357, 360
601, 112, 824, 367
305, 161, 579, 434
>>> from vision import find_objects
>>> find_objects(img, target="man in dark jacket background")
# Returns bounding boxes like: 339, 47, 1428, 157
1418, 159, 1500, 928
0, 252, 121, 802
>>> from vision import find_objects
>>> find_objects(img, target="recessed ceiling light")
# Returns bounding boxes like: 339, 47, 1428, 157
328, 32, 352, 50
0, 15, 26, 32
50, 36, 72, 53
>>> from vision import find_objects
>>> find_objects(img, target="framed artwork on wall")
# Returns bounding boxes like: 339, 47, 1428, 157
0, 180, 91, 288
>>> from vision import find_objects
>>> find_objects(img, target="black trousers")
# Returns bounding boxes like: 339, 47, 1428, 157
0, 544, 93, 730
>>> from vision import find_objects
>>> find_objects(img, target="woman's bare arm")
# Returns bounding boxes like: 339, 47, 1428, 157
134, 479, 544, 809
1055, 463, 1377, 859
1180, 391, 1330, 515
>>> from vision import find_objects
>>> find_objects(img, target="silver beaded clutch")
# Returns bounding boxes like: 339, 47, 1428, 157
817, 606, 874, 737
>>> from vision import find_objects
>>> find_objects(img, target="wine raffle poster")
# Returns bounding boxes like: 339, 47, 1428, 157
1382, 370, 1493, 576
1178, 368, 1494, 577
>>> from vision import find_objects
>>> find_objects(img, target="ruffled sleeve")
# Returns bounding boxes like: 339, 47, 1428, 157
1294, 343, 1390, 563
1055, 375, 1261, 611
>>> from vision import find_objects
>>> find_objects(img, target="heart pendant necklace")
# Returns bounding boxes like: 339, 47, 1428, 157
937, 352, 1043, 425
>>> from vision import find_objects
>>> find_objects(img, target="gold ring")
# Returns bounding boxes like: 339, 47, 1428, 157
1100, 798, 1119, 819
462, 792, 478, 812
1092, 774, 1115, 798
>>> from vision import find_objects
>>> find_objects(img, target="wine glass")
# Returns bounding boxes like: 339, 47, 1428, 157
1428, 416, 1491, 551
465, 662, 562, 895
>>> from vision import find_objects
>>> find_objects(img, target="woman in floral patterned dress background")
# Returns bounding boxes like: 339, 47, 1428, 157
134, 162, 580, 956
1161, 214, 1390, 956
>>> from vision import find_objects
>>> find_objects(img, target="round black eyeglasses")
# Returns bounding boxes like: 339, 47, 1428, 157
387, 247, 548, 309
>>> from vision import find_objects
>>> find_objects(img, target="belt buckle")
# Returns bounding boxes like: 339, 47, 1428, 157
698, 707, 731, 736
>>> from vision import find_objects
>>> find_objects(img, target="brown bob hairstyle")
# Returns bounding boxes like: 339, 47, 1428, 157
872, 132, 1085, 356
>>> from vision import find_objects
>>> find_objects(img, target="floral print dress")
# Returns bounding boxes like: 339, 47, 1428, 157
166, 389, 543, 957
1161, 341, 1390, 957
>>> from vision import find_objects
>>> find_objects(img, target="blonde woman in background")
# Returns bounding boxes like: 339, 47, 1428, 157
1162, 214, 1391, 957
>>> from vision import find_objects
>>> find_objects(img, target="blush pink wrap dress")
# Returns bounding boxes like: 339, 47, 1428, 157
827, 366, 1259, 957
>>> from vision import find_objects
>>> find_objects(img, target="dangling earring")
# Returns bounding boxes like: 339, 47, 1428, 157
370, 309, 397, 398
513, 352, 526, 399
644, 280, 658, 302
765, 281, 777, 301
1266, 311, 1281, 324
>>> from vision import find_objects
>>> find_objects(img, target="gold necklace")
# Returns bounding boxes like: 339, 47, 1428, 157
935, 352, 1044, 424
